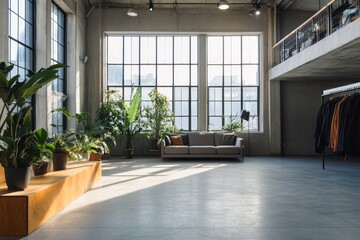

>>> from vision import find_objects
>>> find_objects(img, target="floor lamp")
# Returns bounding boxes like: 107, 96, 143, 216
240, 110, 250, 157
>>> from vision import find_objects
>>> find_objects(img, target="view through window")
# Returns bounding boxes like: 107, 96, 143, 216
106, 34, 260, 131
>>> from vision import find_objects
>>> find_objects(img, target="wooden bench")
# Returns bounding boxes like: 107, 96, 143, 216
0, 161, 101, 236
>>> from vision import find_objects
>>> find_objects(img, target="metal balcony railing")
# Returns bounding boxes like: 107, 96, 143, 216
273, 0, 360, 66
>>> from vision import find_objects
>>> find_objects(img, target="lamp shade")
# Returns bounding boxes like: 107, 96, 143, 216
240, 110, 250, 121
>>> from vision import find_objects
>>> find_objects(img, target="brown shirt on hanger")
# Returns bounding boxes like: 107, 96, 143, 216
329, 95, 348, 152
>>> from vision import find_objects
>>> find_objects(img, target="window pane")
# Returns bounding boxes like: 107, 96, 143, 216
108, 65, 123, 86
174, 37, 189, 63
209, 117, 222, 131
243, 65, 259, 86
174, 87, 189, 100
140, 37, 156, 63
209, 87, 222, 101
191, 117, 197, 130
157, 36, 173, 63
191, 36, 198, 64
108, 37, 123, 63
191, 65, 198, 86
243, 87, 258, 100
243, 101, 258, 117
157, 87, 173, 100
208, 37, 223, 64
224, 36, 241, 64
242, 36, 259, 64
124, 37, 139, 64
124, 65, 139, 86
208, 65, 222, 86
174, 65, 189, 86
191, 101, 197, 116
10, 12, 18, 39
224, 65, 241, 86
140, 65, 156, 86
157, 65, 173, 86
191, 87, 197, 100
142, 87, 155, 101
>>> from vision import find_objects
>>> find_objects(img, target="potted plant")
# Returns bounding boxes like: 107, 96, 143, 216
221, 114, 244, 132
143, 89, 175, 150
50, 130, 75, 171
118, 88, 142, 158
0, 62, 64, 190
95, 90, 122, 138
88, 137, 110, 161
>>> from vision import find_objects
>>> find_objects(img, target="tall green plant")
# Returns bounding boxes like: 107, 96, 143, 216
143, 89, 175, 140
0, 62, 64, 168
119, 88, 142, 149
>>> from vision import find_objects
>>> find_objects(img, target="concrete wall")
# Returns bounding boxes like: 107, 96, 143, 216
280, 79, 359, 155
86, 7, 273, 155
279, 10, 316, 38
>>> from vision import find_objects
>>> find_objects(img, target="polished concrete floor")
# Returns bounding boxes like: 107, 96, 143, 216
6, 156, 360, 240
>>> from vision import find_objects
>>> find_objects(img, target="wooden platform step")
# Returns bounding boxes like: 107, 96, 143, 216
0, 161, 101, 236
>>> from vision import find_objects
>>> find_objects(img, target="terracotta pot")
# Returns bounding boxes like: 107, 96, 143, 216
89, 153, 102, 161
33, 162, 48, 176
4, 166, 32, 191
53, 152, 69, 171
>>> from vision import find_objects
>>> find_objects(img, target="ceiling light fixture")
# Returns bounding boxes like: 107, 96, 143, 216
127, 8, 138, 17
218, 0, 230, 10
254, 3, 261, 15
149, 0, 154, 11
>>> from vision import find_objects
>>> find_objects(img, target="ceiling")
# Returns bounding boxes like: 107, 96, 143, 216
87, 0, 277, 9
87, 0, 326, 11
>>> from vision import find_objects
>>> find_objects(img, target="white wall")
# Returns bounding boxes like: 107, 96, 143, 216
86, 7, 274, 155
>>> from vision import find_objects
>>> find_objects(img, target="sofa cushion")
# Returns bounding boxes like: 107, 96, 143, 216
164, 146, 189, 154
170, 135, 184, 145
221, 134, 237, 145
216, 146, 241, 155
189, 146, 217, 154
214, 132, 224, 146
188, 132, 215, 146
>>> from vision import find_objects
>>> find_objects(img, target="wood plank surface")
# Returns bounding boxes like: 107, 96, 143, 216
0, 165, 4, 184
0, 161, 101, 236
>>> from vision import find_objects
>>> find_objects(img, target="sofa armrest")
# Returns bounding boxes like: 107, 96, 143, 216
161, 139, 166, 156
236, 137, 244, 161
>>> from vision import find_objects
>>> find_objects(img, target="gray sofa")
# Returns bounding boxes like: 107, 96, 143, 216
161, 132, 244, 160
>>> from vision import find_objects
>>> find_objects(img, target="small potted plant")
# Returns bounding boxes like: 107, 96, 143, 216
143, 89, 175, 150
88, 137, 110, 161
221, 114, 244, 133
50, 130, 75, 171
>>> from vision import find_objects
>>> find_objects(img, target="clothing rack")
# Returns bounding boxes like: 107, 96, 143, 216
321, 82, 360, 169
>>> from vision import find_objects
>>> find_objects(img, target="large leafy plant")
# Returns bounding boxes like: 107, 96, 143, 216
119, 88, 142, 149
0, 62, 64, 168
143, 89, 175, 140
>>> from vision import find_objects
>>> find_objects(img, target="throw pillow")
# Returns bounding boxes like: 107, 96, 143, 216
167, 133, 189, 146
221, 134, 237, 145
165, 135, 172, 146
170, 135, 184, 145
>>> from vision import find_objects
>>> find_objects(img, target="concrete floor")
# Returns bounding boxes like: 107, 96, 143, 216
5, 156, 360, 240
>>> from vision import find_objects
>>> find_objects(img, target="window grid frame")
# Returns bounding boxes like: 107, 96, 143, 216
8, 0, 36, 127
207, 35, 260, 131
51, 2, 67, 134
106, 35, 198, 131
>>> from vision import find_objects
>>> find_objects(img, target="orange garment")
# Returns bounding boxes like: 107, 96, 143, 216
329, 96, 348, 151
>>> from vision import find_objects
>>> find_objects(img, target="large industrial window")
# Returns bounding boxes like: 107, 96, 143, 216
207, 36, 259, 130
51, 2, 66, 134
106, 35, 198, 131
8, 0, 35, 111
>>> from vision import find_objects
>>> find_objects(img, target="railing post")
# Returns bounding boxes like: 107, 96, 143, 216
295, 30, 298, 53
328, 4, 332, 35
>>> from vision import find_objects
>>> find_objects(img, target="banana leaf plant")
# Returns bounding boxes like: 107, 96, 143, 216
119, 88, 142, 150
0, 62, 64, 168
